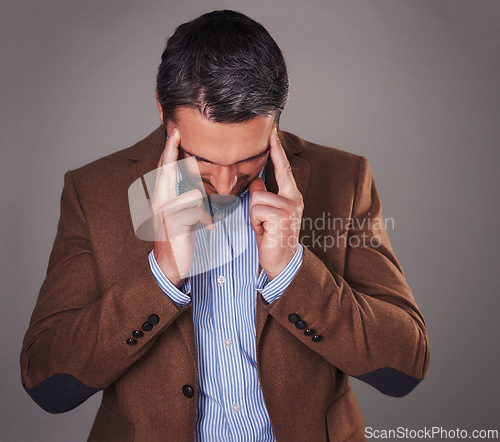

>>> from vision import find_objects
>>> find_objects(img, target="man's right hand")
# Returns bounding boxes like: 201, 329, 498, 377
151, 128, 214, 289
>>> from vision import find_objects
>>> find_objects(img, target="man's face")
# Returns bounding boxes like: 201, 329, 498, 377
164, 107, 275, 196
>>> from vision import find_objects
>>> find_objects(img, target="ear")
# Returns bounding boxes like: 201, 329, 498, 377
155, 89, 164, 125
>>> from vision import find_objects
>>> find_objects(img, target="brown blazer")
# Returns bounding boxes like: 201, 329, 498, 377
21, 126, 429, 441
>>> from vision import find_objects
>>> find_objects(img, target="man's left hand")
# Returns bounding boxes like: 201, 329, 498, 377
249, 128, 304, 280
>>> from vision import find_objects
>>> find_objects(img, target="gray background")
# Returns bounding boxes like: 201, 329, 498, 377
1, 0, 499, 440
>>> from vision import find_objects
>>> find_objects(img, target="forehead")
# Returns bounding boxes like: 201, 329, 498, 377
166, 107, 276, 166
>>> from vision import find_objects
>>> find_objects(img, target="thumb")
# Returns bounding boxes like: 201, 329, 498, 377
249, 177, 266, 237
249, 177, 266, 196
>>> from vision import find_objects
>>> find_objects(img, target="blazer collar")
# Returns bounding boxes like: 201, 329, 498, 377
127, 125, 166, 165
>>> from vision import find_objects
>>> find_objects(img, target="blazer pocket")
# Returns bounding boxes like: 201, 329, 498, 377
326, 388, 365, 441
88, 402, 134, 442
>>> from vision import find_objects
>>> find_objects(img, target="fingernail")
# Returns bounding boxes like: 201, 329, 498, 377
274, 127, 278, 134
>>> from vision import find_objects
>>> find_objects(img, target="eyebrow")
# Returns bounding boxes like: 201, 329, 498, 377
179, 144, 270, 165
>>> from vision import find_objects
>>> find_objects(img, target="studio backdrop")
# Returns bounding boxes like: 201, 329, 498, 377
1, 0, 499, 440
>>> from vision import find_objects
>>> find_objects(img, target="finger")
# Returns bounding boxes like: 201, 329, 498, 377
154, 128, 181, 202
269, 127, 298, 199
249, 204, 287, 235
155, 127, 182, 172
249, 176, 267, 195
249, 192, 266, 235
152, 188, 204, 216
153, 204, 214, 241
249, 177, 267, 213
249, 189, 295, 212
162, 127, 181, 165
167, 206, 215, 232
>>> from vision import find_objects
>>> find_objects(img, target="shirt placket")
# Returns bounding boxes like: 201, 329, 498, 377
210, 204, 249, 436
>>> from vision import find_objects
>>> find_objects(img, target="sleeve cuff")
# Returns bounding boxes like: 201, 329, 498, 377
148, 250, 191, 307
257, 244, 304, 304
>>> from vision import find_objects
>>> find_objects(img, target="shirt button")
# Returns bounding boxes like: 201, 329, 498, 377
231, 403, 240, 413
217, 275, 225, 285
224, 338, 232, 347
182, 385, 194, 398
215, 212, 224, 222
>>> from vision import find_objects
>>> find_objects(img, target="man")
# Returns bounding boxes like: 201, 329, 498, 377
20, 10, 429, 442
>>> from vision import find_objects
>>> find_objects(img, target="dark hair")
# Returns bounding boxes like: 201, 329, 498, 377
156, 10, 289, 124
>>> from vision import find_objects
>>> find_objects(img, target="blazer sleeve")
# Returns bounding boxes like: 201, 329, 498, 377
262, 155, 430, 397
20, 170, 190, 413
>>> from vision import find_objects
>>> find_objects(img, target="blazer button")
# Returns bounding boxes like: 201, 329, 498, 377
182, 384, 194, 398
142, 322, 153, 332
304, 329, 315, 336
132, 330, 144, 338
148, 314, 160, 325
312, 335, 323, 342
125, 338, 137, 345
295, 320, 306, 330
288, 313, 299, 324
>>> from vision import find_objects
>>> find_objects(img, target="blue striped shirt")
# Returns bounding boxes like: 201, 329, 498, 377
148, 158, 303, 441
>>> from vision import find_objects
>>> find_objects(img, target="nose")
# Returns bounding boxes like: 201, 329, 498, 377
210, 165, 238, 194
